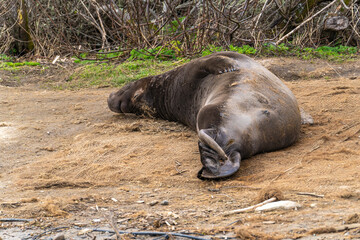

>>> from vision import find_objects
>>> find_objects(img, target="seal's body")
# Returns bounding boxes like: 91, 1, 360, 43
108, 52, 301, 179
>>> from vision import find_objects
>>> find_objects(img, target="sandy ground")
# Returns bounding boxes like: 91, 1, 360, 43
0, 57, 359, 239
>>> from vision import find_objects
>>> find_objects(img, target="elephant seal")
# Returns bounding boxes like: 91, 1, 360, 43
108, 52, 303, 179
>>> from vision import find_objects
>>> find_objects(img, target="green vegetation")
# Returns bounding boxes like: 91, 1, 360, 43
66, 44, 358, 89
0, 54, 13, 61
128, 47, 177, 61
0, 44, 358, 89
301, 45, 358, 60
73, 44, 359, 64
66, 59, 188, 89
201, 45, 257, 56
0, 59, 41, 71
261, 44, 358, 61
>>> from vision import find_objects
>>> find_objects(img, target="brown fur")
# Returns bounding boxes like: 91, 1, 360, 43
108, 52, 301, 179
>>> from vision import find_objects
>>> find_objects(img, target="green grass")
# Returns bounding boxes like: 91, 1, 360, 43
0, 60, 41, 71
3, 61, 40, 67
0, 54, 13, 61
261, 44, 358, 61
67, 44, 358, 89
0, 44, 358, 90
66, 59, 189, 89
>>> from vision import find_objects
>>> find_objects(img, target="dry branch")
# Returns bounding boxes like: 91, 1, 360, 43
276, 0, 338, 45
297, 192, 324, 198
0, 0, 359, 57
223, 197, 277, 216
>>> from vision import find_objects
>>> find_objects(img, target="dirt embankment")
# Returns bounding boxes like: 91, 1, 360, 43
0, 57, 359, 239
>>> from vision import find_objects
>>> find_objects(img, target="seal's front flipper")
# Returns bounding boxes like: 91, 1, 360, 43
200, 53, 241, 76
197, 129, 241, 179
185, 52, 246, 80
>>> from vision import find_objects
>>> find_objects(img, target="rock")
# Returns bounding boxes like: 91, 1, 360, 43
149, 200, 159, 206
263, 221, 276, 224
73, 222, 87, 227
54, 234, 65, 240
78, 228, 92, 235
324, 15, 349, 31
255, 200, 302, 212
160, 200, 169, 205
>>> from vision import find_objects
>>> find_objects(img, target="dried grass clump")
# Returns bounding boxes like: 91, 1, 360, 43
234, 226, 284, 240
41, 197, 69, 217
346, 213, 360, 224
255, 188, 284, 203
309, 227, 337, 235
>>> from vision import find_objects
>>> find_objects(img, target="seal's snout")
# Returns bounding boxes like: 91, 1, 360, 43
108, 91, 122, 113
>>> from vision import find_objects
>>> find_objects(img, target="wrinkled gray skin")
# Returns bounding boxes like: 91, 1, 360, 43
108, 52, 302, 179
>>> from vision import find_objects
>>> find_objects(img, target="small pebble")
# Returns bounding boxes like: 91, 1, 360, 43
136, 200, 145, 204
161, 200, 169, 205
149, 200, 159, 206
263, 221, 276, 224
78, 228, 92, 235
54, 234, 65, 240
92, 218, 101, 223
73, 222, 87, 227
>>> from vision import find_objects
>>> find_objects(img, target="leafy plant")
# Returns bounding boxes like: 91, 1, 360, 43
165, 16, 186, 34
0, 61, 40, 71
229, 45, 257, 55
128, 47, 177, 61
0, 54, 13, 61
64, 59, 188, 89
201, 45, 224, 56
260, 43, 358, 61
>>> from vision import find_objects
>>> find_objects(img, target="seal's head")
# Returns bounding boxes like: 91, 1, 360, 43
108, 83, 135, 113
197, 128, 241, 179
108, 79, 149, 114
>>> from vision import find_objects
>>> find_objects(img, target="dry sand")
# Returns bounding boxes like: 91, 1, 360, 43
0, 57, 359, 239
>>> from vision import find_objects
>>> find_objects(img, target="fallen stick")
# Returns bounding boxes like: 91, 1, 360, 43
223, 197, 277, 216
106, 213, 122, 240
52, 55, 60, 64
31, 227, 69, 240
297, 192, 324, 198
310, 223, 360, 235
92, 229, 209, 240
276, 0, 338, 45
0, 218, 33, 222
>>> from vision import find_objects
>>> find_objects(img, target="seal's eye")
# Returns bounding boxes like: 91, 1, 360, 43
262, 110, 270, 116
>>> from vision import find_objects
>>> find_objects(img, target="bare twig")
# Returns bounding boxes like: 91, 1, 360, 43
0, 218, 33, 222
106, 212, 123, 240
254, 0, 271, 30
276, 0, 338, 45
1, 0, 358, 57
223, 197, 277, 216
297, 192, 324, 198
31, 227, 69, 240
